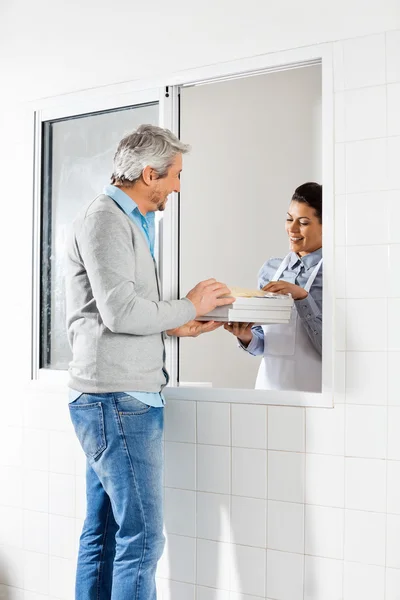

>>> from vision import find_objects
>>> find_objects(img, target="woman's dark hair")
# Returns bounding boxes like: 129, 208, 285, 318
291, 182, 322, 223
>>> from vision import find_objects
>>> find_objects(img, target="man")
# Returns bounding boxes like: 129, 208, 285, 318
65, 124, 233, 599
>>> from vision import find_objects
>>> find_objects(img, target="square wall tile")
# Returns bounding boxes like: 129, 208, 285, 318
345, 352, 387, 405
346, 299, 387, 352
335, 246, 346, 298
388, 352, 400, 405
230, 545, 266, 597
305, 454, 344, 508
23, 510, 49, 554
267, 501, 304, 554
197, 538, 231, 590
388, 136, 400, 190
23, 429, 49, 472
197, 402, 230, 446
266, 550, 304, 600
0, 507, 22, 548
388, 190, 400, 244
333, 42, 345, 92
346, 191, 389, 246
346, 245, 388, 298
343, 562, 384, 600
0, 427, 22, 467
197, 445, 230, 495
388, 245, 400, 297
335, 92, 345, 143
388, 407, 400, 459
49, 556, 75, 600
388, 298, 400, 350
49, 473, 75, 517
164, 400, 196, 443
343, 86, 386, 141
304, 556, 343, 600
345, 457, 386, 512
268, 451, 304, 504
23, 470, 48, 513
388, 83, 400, 136
306, 405, 344, 455
0, 466, 23, 508
335, 195, 346, 246
23, 551, 49, 595
345, 405, 387, 459
345, 139, 387, 194
231, 404, 267, 449
335, 300, 346, 352
231, 495, 266, 548
49, 430, 76, 475
334, 351, 346, 404
335, 143, 346, 196
163, 534, 196, 584
387, 30, 400, 83
305, 505, 344, 560
49, 514, 77, 559
342, 34, 386, 89
386, 567, 400, 600
165, 442, 195, 490
268, 407, 305, 452
157, 579, 195, 600
197, 587, 229, 600
232, 448, 266, 499
164, 488, 196, 538
386, 513, 400, 569
344, 509, 386, 565
75, 474, 86, 520
387, 460, 400, 513
197, 491, 231, 543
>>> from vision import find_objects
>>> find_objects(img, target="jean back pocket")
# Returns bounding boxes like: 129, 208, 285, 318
69, 401, 107, 461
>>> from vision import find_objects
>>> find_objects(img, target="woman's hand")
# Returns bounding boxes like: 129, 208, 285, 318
263, 281, 308, 300
167, 320, 223, 338
224, 322, 254, 346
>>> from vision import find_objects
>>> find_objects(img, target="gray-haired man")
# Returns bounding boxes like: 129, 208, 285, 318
65, 124, 233, 599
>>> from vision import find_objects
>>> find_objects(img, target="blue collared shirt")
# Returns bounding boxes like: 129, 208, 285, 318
244, 248, 323, 356
69, 185, 164, 407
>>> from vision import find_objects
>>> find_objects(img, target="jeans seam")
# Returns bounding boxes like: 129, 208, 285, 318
112, 396, 148, 600
96, 496, 113, 600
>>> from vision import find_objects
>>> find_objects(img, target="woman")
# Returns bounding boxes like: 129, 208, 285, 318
225, 182, 323, 392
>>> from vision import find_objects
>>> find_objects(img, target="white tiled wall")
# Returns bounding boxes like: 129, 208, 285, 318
0, 29, 399, 600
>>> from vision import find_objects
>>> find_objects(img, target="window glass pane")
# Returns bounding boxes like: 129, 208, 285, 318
40, 102, 159, 369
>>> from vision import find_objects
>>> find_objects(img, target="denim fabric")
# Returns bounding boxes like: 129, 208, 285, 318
69, 392, 165, 600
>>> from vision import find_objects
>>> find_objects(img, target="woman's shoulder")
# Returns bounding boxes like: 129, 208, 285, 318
257, 257, 284, 287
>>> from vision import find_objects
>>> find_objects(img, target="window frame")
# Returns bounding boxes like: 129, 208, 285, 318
32, 43, 335, 408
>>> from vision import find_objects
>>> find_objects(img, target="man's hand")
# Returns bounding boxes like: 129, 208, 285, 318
263, 281, 307, 300
224, 322, 254, 346
167, 320, 223, 338
186, 279, 234, 317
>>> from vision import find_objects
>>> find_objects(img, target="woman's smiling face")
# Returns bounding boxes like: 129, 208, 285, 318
285, 200, 322, 256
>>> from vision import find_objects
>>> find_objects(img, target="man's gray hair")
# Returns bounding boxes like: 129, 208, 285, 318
111, 124, 190, 186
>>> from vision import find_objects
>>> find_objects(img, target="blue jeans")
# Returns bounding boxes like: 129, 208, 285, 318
69, 393, 165, 600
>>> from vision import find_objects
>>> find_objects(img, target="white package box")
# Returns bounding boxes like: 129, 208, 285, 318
197, 295, 294, 324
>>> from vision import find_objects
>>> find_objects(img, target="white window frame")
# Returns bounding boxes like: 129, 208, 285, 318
32, 42, 335, 408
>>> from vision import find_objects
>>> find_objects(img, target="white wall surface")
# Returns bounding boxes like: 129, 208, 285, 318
0, 2, 400, 599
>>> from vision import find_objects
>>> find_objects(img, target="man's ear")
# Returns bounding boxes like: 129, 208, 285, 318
142, 165, 154, 186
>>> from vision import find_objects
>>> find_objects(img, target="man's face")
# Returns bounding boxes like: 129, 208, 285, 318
150, 153, 182, 211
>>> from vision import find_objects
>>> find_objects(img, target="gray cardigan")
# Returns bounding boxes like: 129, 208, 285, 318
65, 194, 195, 393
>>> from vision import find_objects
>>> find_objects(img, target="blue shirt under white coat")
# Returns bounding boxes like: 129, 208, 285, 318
244, 248, 323, 356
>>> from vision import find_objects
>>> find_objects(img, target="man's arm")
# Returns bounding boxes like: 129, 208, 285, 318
78, 211, 196, 335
